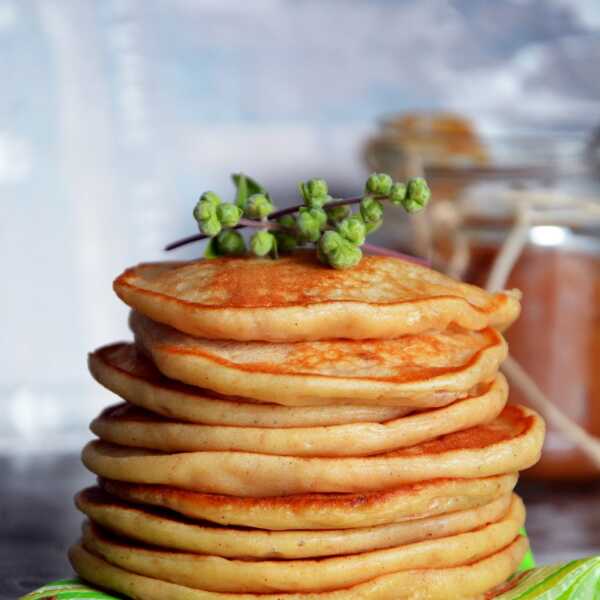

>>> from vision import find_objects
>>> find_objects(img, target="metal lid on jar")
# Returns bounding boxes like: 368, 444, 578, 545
366, 114, 594, 184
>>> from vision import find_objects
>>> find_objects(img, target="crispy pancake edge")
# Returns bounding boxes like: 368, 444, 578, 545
114, 257, 520, 342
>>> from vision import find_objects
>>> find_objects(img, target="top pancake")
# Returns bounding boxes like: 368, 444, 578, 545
114, 252, 520, 342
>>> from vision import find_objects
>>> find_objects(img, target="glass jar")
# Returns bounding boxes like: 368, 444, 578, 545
464, 225, 600, 480
365, 115, 600, 480
446, 133, 600, 480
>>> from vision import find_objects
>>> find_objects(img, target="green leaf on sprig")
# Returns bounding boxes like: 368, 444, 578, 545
231, 173, 267, 211
203, 237, 221, 259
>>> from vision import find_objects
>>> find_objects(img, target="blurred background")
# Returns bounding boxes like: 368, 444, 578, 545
3, 0, 600, 454
2, 2, 600, 592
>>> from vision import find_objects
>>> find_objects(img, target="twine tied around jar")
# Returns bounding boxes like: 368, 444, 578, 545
432, 191, 600, 468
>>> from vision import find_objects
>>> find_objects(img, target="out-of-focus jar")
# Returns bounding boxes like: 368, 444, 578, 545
365, 116, 600, 480
363, 113, 556, 257
444, 131, 600, 481
464, 225, 600, 480
364, 112, 490, 202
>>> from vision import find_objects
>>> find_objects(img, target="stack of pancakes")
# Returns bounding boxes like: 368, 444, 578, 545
70, 252, 545, 599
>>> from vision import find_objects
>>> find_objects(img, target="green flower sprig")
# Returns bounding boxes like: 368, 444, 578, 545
165, 172, 431, 269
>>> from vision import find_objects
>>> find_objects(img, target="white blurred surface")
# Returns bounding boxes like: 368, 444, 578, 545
2, 0, 600, 452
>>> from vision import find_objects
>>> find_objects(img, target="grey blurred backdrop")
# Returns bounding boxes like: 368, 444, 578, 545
2, 0, 600, 452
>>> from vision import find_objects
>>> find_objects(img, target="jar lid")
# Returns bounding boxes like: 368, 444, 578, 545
366, 112, 595, 183
365, 112, 489, 176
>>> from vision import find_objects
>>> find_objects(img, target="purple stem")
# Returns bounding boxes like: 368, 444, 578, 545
239, 218, 279, 230
164, 211, 428, 265
164, 220, 279, 251
362, 242, 430, 266
165, 229, 232, 251
164, 196, 375, 251
270, 195, 364, 218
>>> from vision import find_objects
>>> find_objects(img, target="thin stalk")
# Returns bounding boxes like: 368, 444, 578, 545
164, 195, 378, 251
239, 218, 279, 230
165, 220, 280, 251
270, 195, 365, 219
165, 231, 220, 251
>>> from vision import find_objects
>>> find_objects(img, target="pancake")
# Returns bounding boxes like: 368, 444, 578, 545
90, 375, 507, 456
70, 536, 528, 599
114, 253, 520, 342
89, 343, 412, 427
131, 311, 508, 406
83, 405, 543, 496
80, 496, 524, 592
100, 473, 518, 530
76, 487, 513, 559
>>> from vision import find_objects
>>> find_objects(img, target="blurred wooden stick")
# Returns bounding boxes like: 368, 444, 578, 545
502, 355, 600, 468
483, 195, 600, 468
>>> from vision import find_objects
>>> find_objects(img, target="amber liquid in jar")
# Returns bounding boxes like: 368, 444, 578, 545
465, 230, 600, 480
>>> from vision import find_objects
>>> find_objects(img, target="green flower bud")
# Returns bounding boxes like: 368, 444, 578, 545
216, 230, 246, 255
250, 230, 275, 257
337, 215, 366, 245
403, 177, 431, 214
319, 230, 344, 255
193, 197, 223, 236
200, 191, 221, 206
389, 182, 407, 205
217, 203, 243, 227
314, 208, 328, 230
360, 196, 384, 223
274, 232, 298, 253
299, 179, 331, 209
364, 219, 383, 235
246, 193, 274, 219
299, 178, 328, 201
326, 204, 351, 224
200, 215, 222, 237
278, 214, 296, 230
330, 241, 362, 270
296, 210, 321, 243
193, 199, 215, 223
299, 207, 327, 231
318, 231, 362, 269
365, 173, 393, 196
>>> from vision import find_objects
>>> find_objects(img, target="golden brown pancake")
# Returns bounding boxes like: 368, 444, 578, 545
90, 375, 507, 456
114, 253, 520, 342
69, 536, 528, 599
83, 406, 543, 496
76, 487, 513, 559
89, 343, 412, 427
80, 496, 524, 592
130, 311, 508, 406
100, 473, 518, 530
